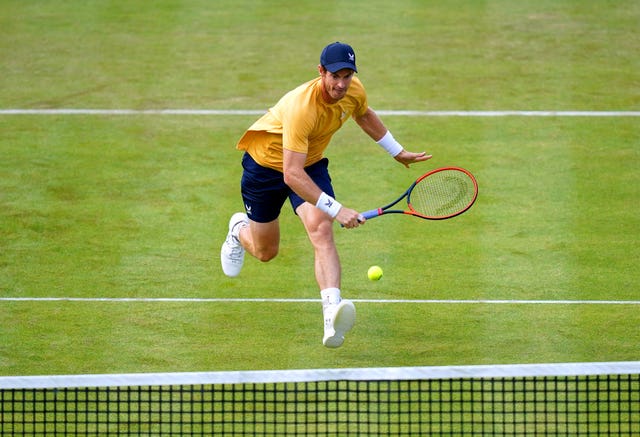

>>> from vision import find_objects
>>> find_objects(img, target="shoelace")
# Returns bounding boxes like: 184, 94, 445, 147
225, 235, 244, 261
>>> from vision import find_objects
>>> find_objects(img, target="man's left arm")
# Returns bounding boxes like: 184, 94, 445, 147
355, 107, 432, 168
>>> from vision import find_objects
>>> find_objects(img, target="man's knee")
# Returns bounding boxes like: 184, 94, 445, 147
254, 244, 279, 262
306, 218, 335, 247
242, 219, 280, 262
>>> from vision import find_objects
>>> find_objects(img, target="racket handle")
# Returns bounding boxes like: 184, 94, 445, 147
339, 209, 381, 228
362, 209, 383, 219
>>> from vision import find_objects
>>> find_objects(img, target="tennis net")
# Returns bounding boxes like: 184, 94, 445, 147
1, 361, 639, 436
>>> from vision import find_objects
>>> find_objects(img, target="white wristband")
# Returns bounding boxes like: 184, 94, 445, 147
376, 130, 404, 157
316, 192, 342, 218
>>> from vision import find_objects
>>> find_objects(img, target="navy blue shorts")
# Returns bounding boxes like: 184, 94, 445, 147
240, 152, 335, 223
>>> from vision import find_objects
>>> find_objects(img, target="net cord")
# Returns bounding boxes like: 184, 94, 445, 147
2, 361, 640, 390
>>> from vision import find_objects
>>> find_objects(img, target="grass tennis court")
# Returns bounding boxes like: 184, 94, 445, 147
1, 0, 639, 379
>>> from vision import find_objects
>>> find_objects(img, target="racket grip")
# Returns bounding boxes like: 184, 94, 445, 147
339, 209, 381, 228
362, 209, 383, 219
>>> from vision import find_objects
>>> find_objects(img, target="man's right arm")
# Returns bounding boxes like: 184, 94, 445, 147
282, 149, 323, 204
282, 149, 363, 228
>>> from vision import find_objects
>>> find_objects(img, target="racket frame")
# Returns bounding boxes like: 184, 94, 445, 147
361, 166, 478, 220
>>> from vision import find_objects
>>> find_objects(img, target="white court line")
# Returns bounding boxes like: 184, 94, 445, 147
1, 109, 639, 117
1, 297, 639, 305
0, 109, 264, 116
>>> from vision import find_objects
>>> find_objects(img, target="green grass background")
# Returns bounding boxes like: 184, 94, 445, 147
1, 0, 639, 376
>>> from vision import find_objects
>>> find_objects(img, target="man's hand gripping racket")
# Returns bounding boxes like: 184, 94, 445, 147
362, 167, 478, 221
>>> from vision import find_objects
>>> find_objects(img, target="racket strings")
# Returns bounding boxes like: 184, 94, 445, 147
410, 170, 476, 218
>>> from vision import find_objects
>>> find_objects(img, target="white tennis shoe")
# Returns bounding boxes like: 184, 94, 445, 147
322, 299, 356, 348
220, 212, 249, 277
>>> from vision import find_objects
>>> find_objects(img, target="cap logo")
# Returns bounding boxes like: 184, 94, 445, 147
348, 53, 355, 62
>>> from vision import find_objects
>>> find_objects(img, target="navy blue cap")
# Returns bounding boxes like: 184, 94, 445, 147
320, 42, 357, 73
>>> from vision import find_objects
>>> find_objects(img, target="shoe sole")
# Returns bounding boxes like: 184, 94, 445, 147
323, 300, 356, 348
333, 300, 356, 333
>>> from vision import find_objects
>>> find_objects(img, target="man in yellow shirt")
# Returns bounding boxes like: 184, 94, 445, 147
221, 42, 430, 348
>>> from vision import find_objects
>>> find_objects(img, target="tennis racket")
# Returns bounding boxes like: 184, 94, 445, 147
362, 167, 478, 221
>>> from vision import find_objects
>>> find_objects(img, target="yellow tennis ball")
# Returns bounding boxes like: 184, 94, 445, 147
367, 265, 383, 281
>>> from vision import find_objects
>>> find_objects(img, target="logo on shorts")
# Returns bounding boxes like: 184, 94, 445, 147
245, 204, 252, 216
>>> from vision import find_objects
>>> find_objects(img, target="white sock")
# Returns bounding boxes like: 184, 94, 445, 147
321, 288, 341, 310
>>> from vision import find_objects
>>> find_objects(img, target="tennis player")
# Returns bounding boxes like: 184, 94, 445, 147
221, 42, 430, 348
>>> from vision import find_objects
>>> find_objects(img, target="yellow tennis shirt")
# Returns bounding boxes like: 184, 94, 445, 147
237, 76, 368, 172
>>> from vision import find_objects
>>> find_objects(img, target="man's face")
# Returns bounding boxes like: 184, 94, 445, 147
319, 67, 355, 103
